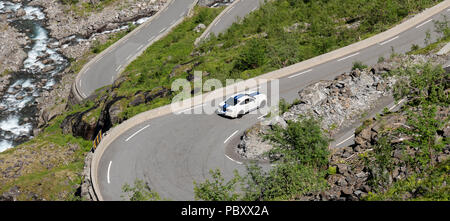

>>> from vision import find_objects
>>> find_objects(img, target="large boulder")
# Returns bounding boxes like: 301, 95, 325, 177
61, 107, 99, 140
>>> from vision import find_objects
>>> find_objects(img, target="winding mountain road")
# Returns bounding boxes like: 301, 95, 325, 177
91, 1, 450, 200
74, 0, 198, 100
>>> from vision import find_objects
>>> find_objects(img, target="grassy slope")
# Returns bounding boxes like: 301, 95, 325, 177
107, 0, 443, 122
0, 6, 223, 201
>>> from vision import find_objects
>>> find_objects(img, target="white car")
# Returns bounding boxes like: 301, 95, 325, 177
217, 91, 267, 118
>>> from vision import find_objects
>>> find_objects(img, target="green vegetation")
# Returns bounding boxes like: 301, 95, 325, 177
194, 116, 330, 201
61, 0, 122, 17
352, 61, 368, 70
91, 23, 137, 54
364, 61, 449, 198
194, 61, 449, 201
121, 179, 162, 201
194, 169, 242, 201
265, 116, 331, 167
409, 16, 450, 55
366, 159, 450, 201
97, 0, 442, 123
0, 104, 93, 200
0, 68, 11, 77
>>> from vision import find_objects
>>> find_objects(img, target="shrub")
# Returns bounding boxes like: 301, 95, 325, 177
121, 179, 161, 201
266, 116, 331, 168
328, 166, 337, 175
352, 61, 368, 70
234, 38, 267, 71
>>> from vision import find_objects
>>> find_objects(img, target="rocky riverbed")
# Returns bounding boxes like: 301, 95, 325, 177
30, 0, 167, 60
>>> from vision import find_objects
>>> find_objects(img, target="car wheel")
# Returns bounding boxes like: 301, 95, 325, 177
238, 111, 244, 118
259, 100, 266, 109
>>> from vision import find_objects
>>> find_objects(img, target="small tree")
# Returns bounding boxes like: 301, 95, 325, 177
266, 116, 331, 168
235, 38, 267, 71
121, 179, 161, 201
194, 169, 242, 201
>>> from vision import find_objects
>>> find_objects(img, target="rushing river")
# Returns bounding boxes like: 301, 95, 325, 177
0, 0, 69, 152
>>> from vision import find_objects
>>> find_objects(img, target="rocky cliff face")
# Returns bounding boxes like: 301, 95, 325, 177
303, 108, 449, 201
0, 20, 28, 75
238, 54, 449, 160
60, 77, 171, 140
237, 53, 449, 201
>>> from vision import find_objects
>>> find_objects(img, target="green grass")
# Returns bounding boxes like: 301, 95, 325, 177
62, 0, 123, 17
408, 34, 450, 55
365, 160, 450, 201
107, 0, 442, 122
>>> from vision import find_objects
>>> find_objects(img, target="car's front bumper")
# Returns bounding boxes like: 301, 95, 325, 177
216, 108, 235, 118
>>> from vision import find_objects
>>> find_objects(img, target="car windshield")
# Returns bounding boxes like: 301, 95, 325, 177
225, 97, 237, 106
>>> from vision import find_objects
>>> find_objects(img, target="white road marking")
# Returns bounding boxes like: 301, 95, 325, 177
389, 98, 407, 111
416, 19, 433, 28
170, 20, 177, 26
225, 154, 243, 165
126, 54, 133, 61
288, 69, 313, 79
115, 65, 122, 72
379, 36, 399, 46
337, 52, 360, 62
107, 161, 112, 184
125, 125, 150, 142
159, 27, 167, 33
224, 130, 239, 144
148, 36, 155, 43
85, 67, 90, 72
257, 115, 266, 120
136, 45, 144, 51
111, 76, 114, 83
335, 135, 354, 147
215, 18, 222, 26
251, 6, 258, 12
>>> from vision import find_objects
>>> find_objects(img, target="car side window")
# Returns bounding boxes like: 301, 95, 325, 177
244, 99, 250, 105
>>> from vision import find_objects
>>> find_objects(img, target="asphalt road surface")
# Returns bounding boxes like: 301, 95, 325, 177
77, 0, 197, 98
206, 0, 263, 38
97, 6, 450, 200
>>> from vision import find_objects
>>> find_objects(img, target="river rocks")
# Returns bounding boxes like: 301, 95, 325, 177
0, 21, 29, 74
28, 0, 166, 60
16, 8, 25, 17
0, 74, 12, 96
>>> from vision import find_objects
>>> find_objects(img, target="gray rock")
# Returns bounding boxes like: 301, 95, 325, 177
194, 23, 206, 33
16, 8, 26, 17
261, 115, 288, 129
